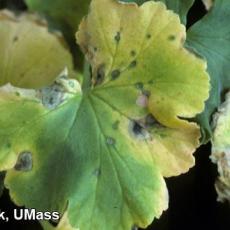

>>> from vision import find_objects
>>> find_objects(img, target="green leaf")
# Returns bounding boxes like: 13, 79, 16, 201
186, 0, 230, 143
0, 0, 209, 229
211, 92, 230, 202
120, 0, 195, 25
0, 10, 74, 88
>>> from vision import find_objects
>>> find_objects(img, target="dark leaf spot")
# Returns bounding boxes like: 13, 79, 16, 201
129, 60, 137, 68
13, 36, 18, 42
130, 121, 151, 140
49, 97, 54, 104
132, 121, 143, 135
114, 32, 121, 43
14, 151, 33, 172
95, 64, 105, 85
130, 50, 136, 57
112, 120, 120, 130
135, 82, 144, 90
111, 69, 120, 80
146, 34, 151, 39
168, 35, 176, 41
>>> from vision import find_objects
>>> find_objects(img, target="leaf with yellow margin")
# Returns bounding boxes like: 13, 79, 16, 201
121, 0, 195, 25
0, 0, 209, 230
0, 10, 74, 88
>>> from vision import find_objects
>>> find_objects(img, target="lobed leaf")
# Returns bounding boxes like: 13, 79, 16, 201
186, 0, 230, 143
0, 10, 74, 88
120, 0, 195, 25
25, 0, 91, 68
0, 0, 209, 229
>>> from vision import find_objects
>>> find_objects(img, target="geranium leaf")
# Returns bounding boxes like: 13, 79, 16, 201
211, 92, 230, 202
0, 10, 74, 88
25, 0, 90, 36
120, 0, 195, 25
0, 0, 209, 229
186, 0, 230, 143
25, 0, 91, 68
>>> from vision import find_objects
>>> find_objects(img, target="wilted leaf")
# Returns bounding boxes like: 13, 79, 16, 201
211, 91, 230, 202
0, 0, 209, 230
0, 10, 73, 88
186, 0, 230, 143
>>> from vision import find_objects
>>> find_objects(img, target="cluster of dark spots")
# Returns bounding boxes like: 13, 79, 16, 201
106, 136, 116, 145
146, 33, 151, 39
112, 120, 120, 130
13, 36, 18, 42
14, 151, 33, 172
111, 69, 120, 80
95, 64, 105, 85
129, 60, 137, 68
94, 47, 98, 52
168, 35, 176, 41
135, 82, 144, 90
130, 50, 136, 57
114, 31, 121, 43
93, 168, 101, 177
